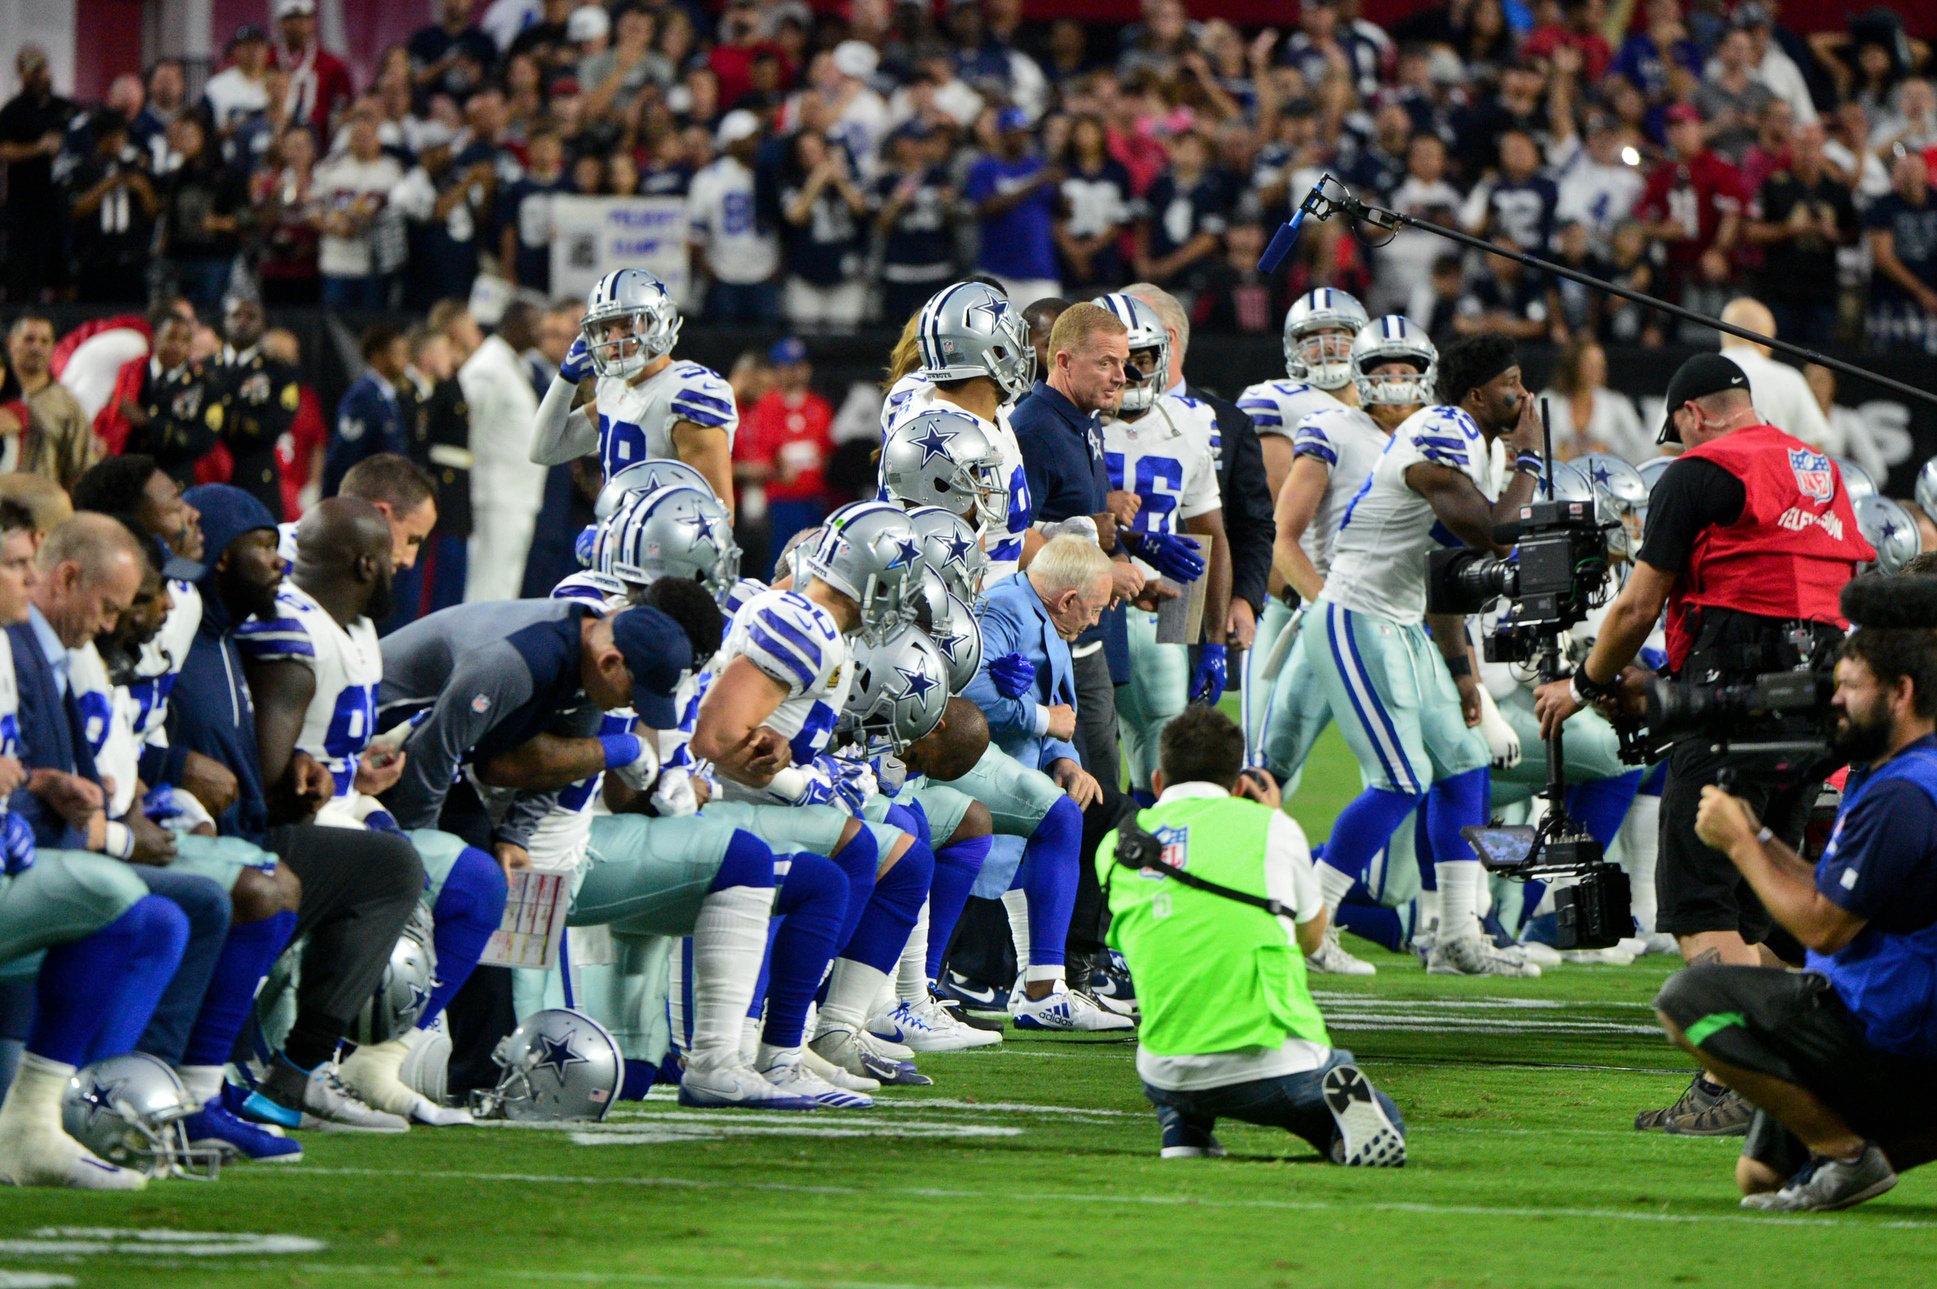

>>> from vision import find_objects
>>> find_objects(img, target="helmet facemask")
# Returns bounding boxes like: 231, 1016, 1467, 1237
582, 308, 680, 380
1354, 358, 1435, 409
1290, 328, 1357, 390
1119, 343, 1168, 416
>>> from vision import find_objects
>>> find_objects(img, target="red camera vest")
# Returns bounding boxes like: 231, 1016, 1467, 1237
1663, 424, 1872, 671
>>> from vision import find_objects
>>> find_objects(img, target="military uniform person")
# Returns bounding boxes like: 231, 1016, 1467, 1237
213, 343, 302, 518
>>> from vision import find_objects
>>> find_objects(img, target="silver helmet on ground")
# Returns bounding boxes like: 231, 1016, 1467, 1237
63, 1053, 221, 1179
350, 903, 438, 1047
470, 1008, 622, 1121
1284, 288, 1369, 389
580, 268, 682, 379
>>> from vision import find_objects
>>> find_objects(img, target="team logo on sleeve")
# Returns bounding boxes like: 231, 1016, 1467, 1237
1790, 448, 1833, 503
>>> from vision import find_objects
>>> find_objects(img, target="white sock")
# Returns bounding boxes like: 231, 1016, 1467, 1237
740, 1015, 762, 1062
668, 936, 692, 1057
1475, 874, 1494, 919
1622, 794, 1661, 932
1001, 888, 1030, 975
1317, 861, 1357, 917
1435, 861, 1480, 940
688, 886, 773, 1067
0, 1052, 71, 1136
895, 900, 930, 1003
176, 1064, 225, 1109
818, 958, 890, 1032
755, 1041, 799, 1072
1023, 963, 1065, 985
1415, 887, 1440, 934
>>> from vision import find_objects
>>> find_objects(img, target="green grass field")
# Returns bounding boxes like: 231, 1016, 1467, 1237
7, 722, 1936, 1288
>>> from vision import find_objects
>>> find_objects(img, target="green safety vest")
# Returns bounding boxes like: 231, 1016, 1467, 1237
1096, 794, 1331, 1058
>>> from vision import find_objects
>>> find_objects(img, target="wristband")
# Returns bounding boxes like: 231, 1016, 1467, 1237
1444, 655, 1473, 679
1514, 450, 1544, 475
1572, 665, 1618, 702
766, 766, 810, 803
103, 820, 134, 860
599, 733, 644, 770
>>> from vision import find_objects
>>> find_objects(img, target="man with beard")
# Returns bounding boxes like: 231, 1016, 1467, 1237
1654, 574, 1937, 1212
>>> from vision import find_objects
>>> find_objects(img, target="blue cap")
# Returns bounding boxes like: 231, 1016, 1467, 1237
180, 485, 277, 582
609, 606, 691, 728
768, 337, 808, 366
995, 106, 1030, 134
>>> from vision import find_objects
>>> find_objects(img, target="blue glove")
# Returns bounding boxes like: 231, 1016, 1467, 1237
143, 784, 186, 824
818, 755, 879, 814
362, 808, 406, 837
1638, 645, 1668, 674
1128, 531, 1207, 583
559, 335, 594, 383
1191, 643, 1227, 705
988, 652, 1036, 700
574, 524, 598, 568
0, 810, 34, 876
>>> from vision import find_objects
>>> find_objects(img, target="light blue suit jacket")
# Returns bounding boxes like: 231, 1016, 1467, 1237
964, 574, 1082, 773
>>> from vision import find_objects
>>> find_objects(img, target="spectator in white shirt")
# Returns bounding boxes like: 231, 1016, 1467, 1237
1805, 363, 1883, 475
688, 109, 780, 324
1551, 113, 1646, 255
313, 106, 405, 309
1370, 133, 1465, 317
1541, 337, 1649, 461
1716, 296, 1836, 449
203, 27, 273, 136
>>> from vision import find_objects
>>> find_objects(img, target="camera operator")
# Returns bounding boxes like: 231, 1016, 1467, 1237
1096, 707, 1406, 1167
1653, 580, 1937, 1211
1534, 352, 1873, 1135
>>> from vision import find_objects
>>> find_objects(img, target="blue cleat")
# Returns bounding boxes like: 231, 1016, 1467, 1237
183, 1100, 303, 1163
935, 969, 1009, 1017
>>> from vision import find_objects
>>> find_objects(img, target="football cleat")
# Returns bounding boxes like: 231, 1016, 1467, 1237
758, 1054, 873, 1109
1427, 935, 1542, 978
811, 1026, 931, 1086
1306, 925, 1377, 976
679, 1057, 822, 1111
182, 1101, 303, 1163
243, 1056, 410, 1133
0, 1124, 147, 1190
1323, 1064, 1406, 1167
935, 969, 1010, 1016
798, 1045, 880, 1093
1515, 940, 1563, 968
869, 996, 1002, 1052
1011, 981, 1137, 1032
1561, 944, 1636, 966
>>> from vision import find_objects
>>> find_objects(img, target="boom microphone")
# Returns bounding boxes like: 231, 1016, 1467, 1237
1257, 178, 1340, 273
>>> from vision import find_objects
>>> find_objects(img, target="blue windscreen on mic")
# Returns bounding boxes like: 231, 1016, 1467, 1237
1257, 209, 1305, 273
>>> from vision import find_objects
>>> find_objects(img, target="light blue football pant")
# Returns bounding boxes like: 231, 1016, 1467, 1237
1487, 688, 1630, 805
1303, 600, 1489, 796
861, 778, 976, 847
0, 848, 156, 985
1260, 608, 1338, 798
1244, 596, 1297, 757
1118, 608, 1189, 792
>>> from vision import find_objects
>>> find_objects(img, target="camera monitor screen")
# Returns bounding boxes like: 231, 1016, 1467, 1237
1461, 825, 1538, 872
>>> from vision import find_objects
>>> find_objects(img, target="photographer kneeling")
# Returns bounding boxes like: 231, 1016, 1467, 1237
1655, 578, 1937, 1212
1097, 707, 1405, 1166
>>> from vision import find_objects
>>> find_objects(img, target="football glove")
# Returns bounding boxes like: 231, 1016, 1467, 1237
1190, 642, 1227, 705
1125, 530, 1206, 583
988, 651, 1036, 700
559, 336, 594, 384
649, 765, 700, 816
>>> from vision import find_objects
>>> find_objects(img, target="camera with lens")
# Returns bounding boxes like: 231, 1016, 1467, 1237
1425, 498, 1612, 663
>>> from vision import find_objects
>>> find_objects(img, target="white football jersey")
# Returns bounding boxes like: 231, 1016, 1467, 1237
276, 520, 299, 565
65, 642, 137, 818
1291, 405, 1392, 579
123, 579, 201, 761
593, 359, 738, 481
882, 374, 1031, 583
1102, 394, 1221, 580
234, 581, 382, 819
1326, 405, 1495, 624
1237, 378, 1344, 441
710, 588, 852, 802
0, 632, 18, 763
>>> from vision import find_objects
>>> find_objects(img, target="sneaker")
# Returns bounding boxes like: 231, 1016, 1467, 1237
1427, 934, 1542, 978
679, 1056, 821, 1111
810, 1025, 916, 1085
1322, 1063, 1407, 1167
1156, 1103, 1226, 1158
855, 1029, 932, 1086
1012, 980, 1137, 1032
759, 1054, 873, 1109
242, 1055, 410, 1133
1088, 951, 1139, 1015
182, 1101, 303, 1163
1161, 1136, 1229, 1159
1636, 1076, 1753, 1136
935, 970, 1010, 1016
1307, 925, 1377, 976
0, 1124, 148, 1190
870, 997, 1001, 1052
1740, 1143, 1897, 1212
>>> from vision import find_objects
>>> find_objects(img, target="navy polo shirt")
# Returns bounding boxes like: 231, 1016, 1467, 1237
1009, 380, 1129, 684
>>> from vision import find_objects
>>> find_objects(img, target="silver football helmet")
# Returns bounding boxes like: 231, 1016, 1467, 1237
1856, 494, 1918, 575
63, 1053, 221, 1180
909, 568, 983, 692
1575, 453, 1650, 559
1094, 292, 1168, 415
880, 408, 1010, 537
470, 1008, 622, 1122
1350, 316, 1437, 408
841, 622, 950, 754
798, 501, 925, 643
1284, 288, 1369, 389
594, 457, 716, 522
581, 268, 682, 379
1835, 456, 1878, 500
351, 904, 438, 1047
915, 281, 1035, 402
908, 506, 989, 610
604, 485, 741, 603
1917, 458, 1937, 521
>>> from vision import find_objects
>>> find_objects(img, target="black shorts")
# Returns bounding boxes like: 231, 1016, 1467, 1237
1657, 739, 1821, 941
1655, 965, 1937, 1170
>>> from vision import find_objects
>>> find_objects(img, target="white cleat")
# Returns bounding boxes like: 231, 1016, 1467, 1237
1012, 981, 1137, 1032
679, 1056, 821, 1111
0, 1126, 147, 1190
1562, 944, 1637, 966
869, 997, 1002, 1052
1637, 931, 1680, 956
799, 1044, 880, 1093
1428, 934, 1542, 978
339, 1038, 473, 1126
1515, 940, 1564, 968
810, 1025, 910, 1085
1307, 925, 1377, 975
759, 1054, 873, 1108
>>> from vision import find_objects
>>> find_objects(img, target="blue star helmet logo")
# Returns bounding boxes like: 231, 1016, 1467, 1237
1588, 462, 1615, 488
675, 508, 717, 552
408, 980, 433, 1015
967, 293, 1009, 330
895, 665, 938, 702
1882, 519, 1902, 544
533, 1032, 588, 1082
80, 1076, 132, 1127
941, 532, 974, 569
931, 629, 963, 662
888, 537, 922, 570
910, 420, 958, 465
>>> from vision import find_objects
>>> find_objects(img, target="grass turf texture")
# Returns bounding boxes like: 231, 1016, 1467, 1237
10, 719, 1936, 1287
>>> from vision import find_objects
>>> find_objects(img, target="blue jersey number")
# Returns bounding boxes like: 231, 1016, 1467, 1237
599, 413, 648, 478
788, 702, 839, 766
324, 684, 378, 793
1106, 452, 1183, 534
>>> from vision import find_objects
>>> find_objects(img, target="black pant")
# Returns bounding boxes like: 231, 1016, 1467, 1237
1657, 738, 1821, 943
1070, 646, 1125, 957
267, 824, 424, 1036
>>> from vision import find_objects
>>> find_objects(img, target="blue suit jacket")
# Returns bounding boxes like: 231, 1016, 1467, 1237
7, 620, 97, 849
963, 574, 1081, 773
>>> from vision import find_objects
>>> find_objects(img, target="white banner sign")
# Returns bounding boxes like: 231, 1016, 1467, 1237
549, 196, 691, 308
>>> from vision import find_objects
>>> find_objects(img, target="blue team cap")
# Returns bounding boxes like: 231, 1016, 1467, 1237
768, 337, 808, 366
609, 606, 691, 728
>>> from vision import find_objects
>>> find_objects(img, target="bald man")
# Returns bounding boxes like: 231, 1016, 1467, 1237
1717, 298, 1836, 452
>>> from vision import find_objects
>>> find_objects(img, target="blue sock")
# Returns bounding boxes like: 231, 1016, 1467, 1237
747, 918, 782, 1023
1335, 901, 1406, 952
1567, 770, 1645, 849
925, 833, 992, 979
839, 837, 933, 974
764, 852, 846, 1048
1323, 785, 1422, 886
620, 1058, 657, 1101
708, 830, 777, 894
420, 847, 509, 1029
34, 896, 187, 1067
1426, 767, 1490, 865
180, 909, 295, 1071
826, 827, 879, 951
1014, 796, 1081, 969
884, 801, 931, 852
1414, 799, 1436, 888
